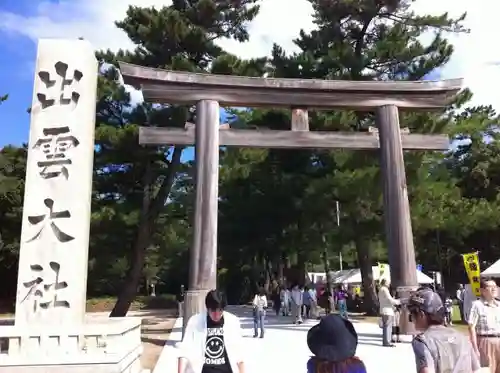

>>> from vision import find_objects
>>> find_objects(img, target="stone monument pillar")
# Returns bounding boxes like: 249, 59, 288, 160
14, 39, 96, 327
0, 39, 145, 373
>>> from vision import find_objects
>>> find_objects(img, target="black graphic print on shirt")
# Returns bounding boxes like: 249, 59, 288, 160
202, 316, 232, 373
205, 327, 226, 364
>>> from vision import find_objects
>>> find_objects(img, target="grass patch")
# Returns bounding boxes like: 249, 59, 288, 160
0, 294, 177, 316
86, 294, 177, 312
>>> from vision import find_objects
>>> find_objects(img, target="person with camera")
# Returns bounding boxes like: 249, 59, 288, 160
408, 287, 480, 373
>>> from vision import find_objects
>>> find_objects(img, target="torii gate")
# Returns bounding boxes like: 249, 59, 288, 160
119, 62, 462, 334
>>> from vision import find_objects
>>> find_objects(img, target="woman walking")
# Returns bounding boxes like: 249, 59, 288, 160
252, 287, 267, 338
336, 285, 349, 319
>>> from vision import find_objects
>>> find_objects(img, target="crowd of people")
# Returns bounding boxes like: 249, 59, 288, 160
178, 289, 369, 373
264, 283, 352, 325
252, 285, 348, 338
176, 277, 500, 373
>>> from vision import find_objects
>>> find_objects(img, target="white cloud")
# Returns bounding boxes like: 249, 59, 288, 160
0, 0, 499, 110
0, 0, 314, 57
0, 1, 170, 52
410, 0, 500, 110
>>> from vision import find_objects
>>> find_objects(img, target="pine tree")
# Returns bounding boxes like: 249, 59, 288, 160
95, 0, 262, 316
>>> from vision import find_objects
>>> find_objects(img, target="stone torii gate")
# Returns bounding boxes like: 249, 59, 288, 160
119, 62, 462, 333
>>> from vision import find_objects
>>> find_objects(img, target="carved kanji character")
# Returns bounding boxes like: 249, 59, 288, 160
26, 198, 74, 243
33, 126, 79, 179
21, 262, 69, 312
37, 61, 83, 110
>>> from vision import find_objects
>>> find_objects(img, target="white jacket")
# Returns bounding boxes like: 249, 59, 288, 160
177, 311, 244, 373
378, 285, 400, 316
291, 288, 303, 305
253, 295, 267, 311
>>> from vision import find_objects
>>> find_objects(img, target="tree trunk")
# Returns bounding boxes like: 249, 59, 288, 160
355, 237, 378, 316
281, 255, 292, 286
266, 257, 276, 292
263, 257, 271, 293
278, 255, 285, 285
297, 250, 308, 286
322, 234, 334, 312
110, 147, 183, 317
110, 218, 151, 317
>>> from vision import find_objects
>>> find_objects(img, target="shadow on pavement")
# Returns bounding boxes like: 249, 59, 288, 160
141, 336, 177, 347
141, 327, 175, 335
162, 306, 385, 347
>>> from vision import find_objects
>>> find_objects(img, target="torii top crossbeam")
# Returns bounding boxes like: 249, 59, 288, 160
119, 62, 461, 110
119, 62, 462, 151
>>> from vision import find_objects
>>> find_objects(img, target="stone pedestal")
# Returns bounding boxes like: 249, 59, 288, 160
0, 318, 144, 372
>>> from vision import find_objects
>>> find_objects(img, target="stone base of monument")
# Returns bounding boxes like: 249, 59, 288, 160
0, 317, 147, 373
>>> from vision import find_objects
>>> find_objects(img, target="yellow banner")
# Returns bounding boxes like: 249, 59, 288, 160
462, 252, 481, 297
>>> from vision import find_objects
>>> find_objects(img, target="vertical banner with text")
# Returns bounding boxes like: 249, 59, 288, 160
462, 252, 481, 297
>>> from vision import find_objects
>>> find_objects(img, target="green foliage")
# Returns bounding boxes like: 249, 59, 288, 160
0, 146, 26, 299
2, 0, 500, 310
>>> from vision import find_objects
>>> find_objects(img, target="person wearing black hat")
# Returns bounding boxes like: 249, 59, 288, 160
408, 287, 480, 373
306, 314, 367, 373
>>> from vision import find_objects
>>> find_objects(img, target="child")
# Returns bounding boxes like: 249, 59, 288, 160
444, 294, 453, 326
392, 304, 401, 343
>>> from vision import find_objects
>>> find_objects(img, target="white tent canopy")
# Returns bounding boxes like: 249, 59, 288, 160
308, 264, 433, 285
482, 259, 500, 277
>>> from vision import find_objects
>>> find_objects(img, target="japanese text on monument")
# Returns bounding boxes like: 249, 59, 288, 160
21, 262, 70, 311
22, 60, 85, 313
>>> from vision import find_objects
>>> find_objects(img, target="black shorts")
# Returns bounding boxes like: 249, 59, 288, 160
392, 326, 400, 335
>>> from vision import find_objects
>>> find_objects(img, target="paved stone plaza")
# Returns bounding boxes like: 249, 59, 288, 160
153, 306, 415, 373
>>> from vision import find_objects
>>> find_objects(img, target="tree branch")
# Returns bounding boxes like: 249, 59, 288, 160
147, 146, 184, 224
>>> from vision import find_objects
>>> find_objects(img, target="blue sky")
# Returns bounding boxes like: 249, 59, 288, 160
0, 0, 229, 165
0, 0, 40, 146
0, 0, 492, 152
